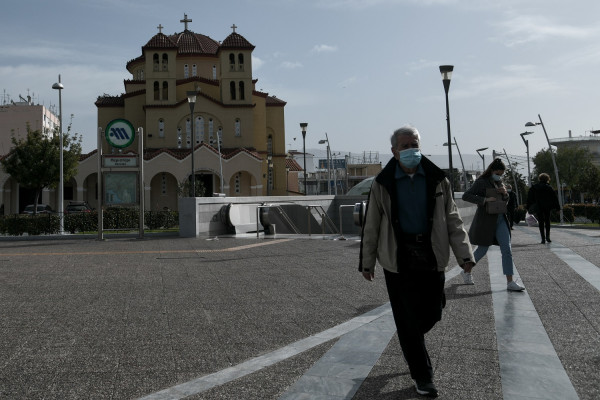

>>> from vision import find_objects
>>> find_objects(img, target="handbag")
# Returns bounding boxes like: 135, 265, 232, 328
526, 212, 538, 227
485, 188, 507, 214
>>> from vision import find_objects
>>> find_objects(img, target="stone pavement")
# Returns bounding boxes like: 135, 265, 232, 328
0, 224, 599, 399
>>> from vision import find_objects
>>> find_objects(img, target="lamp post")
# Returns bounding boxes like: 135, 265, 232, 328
476, 147, 488, 172
52, 75, 64, 234
187, 91, 197, 197
319, 133, 332, 195
520, 131, 534, 186
300, 123, 308, 195
444, 137, 468, 191
439, 65, 454, 197
526, 115, 564, 223
217, 130, 224, 194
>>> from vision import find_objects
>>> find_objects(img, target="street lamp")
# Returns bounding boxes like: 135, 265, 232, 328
217, 130, 224, 195
300, 123, 308, 195
186, 91, 197, 197
439, 65, 454, 197
526, 115, 564, 223
520, 131, 534, 186
52, 75, 64, 234
444, 137, 468, 190
476, 147, 488, 172
319, 133, 332, 195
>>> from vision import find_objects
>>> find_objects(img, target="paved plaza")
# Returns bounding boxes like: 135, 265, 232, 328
1, 224, 599, 399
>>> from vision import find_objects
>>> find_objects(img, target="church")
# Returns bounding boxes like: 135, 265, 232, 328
93, 15, 291, 210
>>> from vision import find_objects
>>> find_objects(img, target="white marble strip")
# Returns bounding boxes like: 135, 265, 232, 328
138, 304, 393, 400
549, 243, 600, 292
487, 247, 579, 400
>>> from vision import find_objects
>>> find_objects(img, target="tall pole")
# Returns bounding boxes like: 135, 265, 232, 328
538, 114, 564, 223
300, 123, 308, 195
453, 137, 468, 191
52, 75, 64, 234
440, 65, 454, 198
189, 103, 195, 197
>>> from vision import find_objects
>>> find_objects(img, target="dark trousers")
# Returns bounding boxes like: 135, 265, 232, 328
537, 209, 551, 240
383, 268, 445, 381
507, 209, 515, 228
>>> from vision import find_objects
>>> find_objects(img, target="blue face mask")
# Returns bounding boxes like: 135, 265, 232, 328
398, 148, 422, 169
492, 174, 502, 181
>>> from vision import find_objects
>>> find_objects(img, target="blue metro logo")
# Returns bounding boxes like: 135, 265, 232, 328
105, 119, 135, 148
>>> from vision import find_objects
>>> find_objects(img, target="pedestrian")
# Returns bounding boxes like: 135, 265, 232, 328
359, 125, 474, 398
462, 158, 525, 291
526, 173, 560, 244
506, 184, 518, 230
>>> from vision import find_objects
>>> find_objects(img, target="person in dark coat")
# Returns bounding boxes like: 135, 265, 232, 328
506, 184, 518, 230
526, 173, 561, 244
462, 158, 525, 291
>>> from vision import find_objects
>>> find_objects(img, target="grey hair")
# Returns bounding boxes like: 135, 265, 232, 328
391, 125, 421, 148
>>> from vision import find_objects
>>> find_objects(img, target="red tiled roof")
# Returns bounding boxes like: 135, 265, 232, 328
266, 95, 287, 106
95, 95, 124, 107
143, 32, 178, 49
285, 158, 303, 171
170, 31, 220, 55
220, 32, 255, 50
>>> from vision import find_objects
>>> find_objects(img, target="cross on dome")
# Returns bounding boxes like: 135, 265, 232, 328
157, 24, 163, 34
180, 14, 192, 31
231, 24, 237, 33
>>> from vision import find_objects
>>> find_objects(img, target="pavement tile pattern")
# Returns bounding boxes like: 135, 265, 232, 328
0, 225, 599, 399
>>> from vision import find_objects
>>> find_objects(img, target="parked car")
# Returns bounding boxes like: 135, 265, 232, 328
65, 201, 93, 214
22, 204, 55, 214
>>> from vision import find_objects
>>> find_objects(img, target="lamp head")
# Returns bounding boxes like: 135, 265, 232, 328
186, 91, 197, 104
525, 122, 539, 127
52, 82, 64, 90
318, 139, 327, 144
476, 147, 488, 152
439, 65, 454, 81
300, 122, 308, 133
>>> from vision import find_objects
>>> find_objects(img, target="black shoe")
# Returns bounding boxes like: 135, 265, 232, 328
541, 240, 546, 244
547, 238, 552, 243
415, 379, 438, 398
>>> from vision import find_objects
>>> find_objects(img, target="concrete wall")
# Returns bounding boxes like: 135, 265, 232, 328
179, 192, 476, 237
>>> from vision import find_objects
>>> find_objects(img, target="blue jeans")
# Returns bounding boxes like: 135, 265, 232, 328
473, 214, 514, 276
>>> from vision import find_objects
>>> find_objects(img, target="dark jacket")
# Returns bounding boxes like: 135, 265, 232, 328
507, 191, 518, 211
462, 176, 510, 246
527, 182, 560, 212
359, 156, 473, 273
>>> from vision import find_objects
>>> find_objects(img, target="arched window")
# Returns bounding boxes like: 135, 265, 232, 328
238, 53, 244, 71
153, 53, 159, 71
162, 54, 168, 71
192, 64, 197, 76
230, 81, 236, 100
235, 119, 241, 137
177, 127, 182, 148
208, 119, 214, 145
162, 81, 168, 100
239, 81, 245, 100
158, 119, 165, 138
212, 65, 217, 79
184, 64, 189, 78
153, 81, 159, 100
229, 53, 235, 71
195, 116, 202, 144
185, 118, 191, 148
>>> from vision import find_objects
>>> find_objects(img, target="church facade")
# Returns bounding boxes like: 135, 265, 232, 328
1, 15, 293, 214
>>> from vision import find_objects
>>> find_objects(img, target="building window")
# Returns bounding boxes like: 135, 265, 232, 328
186, 118, 191, 148
177, 127, 182, 148
158, 119, 165, 138
235, 119, 241, 137
161, 173, 167, 195
153, 81, 159, 100
162, 81, 168, 100
239, 81, 245, 100
162, 54, 168, 71
192, 64, 197, 76
229, 53, 235, 71
184, 64, 189, 78
235, 173, 241, 194
195, 116, 202, 144
212, 65, 217, 79
217, 127, 223, 148
230, 81, 236, 100
238, 53, 244, 71
209, 119, 214, 146
153, 53, 159, 71
267, 135, 273, 156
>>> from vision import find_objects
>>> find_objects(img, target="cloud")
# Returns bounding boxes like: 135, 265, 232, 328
280, 61, 303, 69
252, 55, 265, 71
311, 44, 338, 53
495, 14, 600, 46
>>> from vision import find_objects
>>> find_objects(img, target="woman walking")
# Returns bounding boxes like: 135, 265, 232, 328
527, 173, 561, 244
462, 158, 525, 291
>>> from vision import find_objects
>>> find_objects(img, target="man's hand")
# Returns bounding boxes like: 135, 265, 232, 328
362, 271, 375, 281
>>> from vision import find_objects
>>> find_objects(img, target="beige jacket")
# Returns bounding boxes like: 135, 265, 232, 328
359, 157, 473, 274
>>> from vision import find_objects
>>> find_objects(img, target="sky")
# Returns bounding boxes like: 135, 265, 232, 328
2, 0, 600, 174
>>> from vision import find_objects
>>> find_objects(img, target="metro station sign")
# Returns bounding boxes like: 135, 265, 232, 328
105, 119, 135, 148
